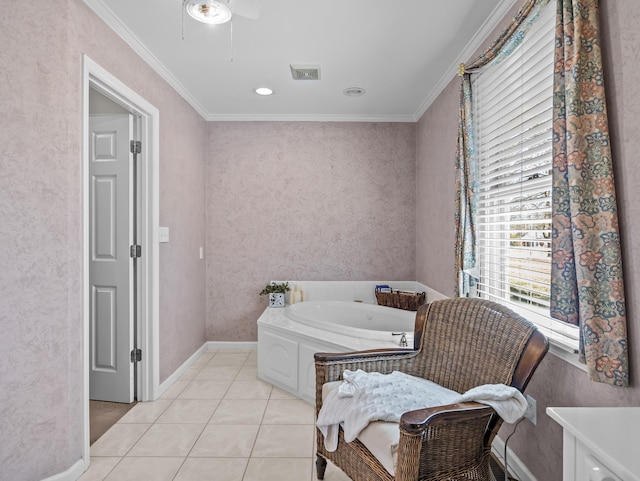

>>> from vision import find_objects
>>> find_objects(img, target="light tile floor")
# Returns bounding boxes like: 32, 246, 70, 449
80, 348, 351, 481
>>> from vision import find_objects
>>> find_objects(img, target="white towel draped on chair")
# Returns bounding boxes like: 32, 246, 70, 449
316, 369, 527, 452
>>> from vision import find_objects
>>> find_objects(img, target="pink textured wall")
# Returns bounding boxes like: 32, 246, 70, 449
415, 2, 640, 480
0, 2, 83, 479
0, 0, 206, 478
416, 80, 458, 296
206, 122, 416, 341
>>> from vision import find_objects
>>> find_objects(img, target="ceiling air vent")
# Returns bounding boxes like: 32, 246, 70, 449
290, 64, 321, 80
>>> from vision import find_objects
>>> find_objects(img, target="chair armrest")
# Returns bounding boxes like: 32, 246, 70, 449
400, 401, 495, 433
395, 402, 497, 481
314, 347, 414, 364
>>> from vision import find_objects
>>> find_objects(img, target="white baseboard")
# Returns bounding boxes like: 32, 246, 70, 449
157, 341, 257, 398
41, 459, 84, 481
157, 342, 209, 397
53, 342, 257, 480
492, 435, 537, 481
206, 341, 257, 350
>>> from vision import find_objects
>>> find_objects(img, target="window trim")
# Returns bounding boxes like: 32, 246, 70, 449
430, 284, 584, 370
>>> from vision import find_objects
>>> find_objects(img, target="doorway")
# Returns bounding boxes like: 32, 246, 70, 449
82, 56, 160, 466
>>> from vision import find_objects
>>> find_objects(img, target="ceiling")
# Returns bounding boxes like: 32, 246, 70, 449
84, 0, 515, 122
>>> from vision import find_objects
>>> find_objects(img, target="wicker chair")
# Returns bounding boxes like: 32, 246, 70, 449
314, 297, 549, 481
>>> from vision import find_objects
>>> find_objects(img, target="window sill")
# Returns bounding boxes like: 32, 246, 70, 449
474, 297, 585, 372
548, 338, 587, 373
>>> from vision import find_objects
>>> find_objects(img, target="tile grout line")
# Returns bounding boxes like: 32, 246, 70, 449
171, 349, 254, 481
112, 349, 215, 481
87, 348, 309, 481
168, 350, 210, 481
239, 356, 267, 481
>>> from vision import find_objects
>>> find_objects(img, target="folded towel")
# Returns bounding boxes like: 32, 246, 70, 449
317, 370, 460, 451
317, 370, 528, 452
457, 383, 527, 423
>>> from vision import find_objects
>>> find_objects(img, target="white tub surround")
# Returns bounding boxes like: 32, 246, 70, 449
277, 280, 446, 306
257, 307, 394, 404
257, 281, 446, 403
287, 301, 415, 341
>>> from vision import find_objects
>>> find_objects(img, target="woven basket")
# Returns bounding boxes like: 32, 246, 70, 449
375, 290, 426, 311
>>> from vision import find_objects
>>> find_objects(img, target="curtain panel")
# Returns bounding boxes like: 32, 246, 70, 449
551, 0, 628, 386
454, 74, 477, 297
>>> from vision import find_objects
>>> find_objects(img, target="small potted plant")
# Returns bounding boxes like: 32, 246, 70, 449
260, 281, 290, 308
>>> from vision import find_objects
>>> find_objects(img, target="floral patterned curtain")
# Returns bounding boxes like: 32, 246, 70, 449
551, 0, 628, 386
454, 0, 550, 296
454, 74, 477, 297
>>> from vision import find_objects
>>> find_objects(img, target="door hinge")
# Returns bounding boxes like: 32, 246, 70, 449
130, 244, 142, 258
131, 348, 142, 363
130, 140, 142, 154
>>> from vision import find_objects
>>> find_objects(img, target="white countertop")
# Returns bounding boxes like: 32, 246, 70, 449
546, 407, 640, 481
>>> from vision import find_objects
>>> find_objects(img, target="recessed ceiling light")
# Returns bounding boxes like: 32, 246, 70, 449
343, 87, 366, 97
255, 87, 274, 96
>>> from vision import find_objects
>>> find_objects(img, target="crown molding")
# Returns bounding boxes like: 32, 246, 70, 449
204, 113, 417, 122
83, 0, 210, 120
413, 0, 519, 122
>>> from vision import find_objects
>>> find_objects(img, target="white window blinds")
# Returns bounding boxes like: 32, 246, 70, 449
473, 4, 578, 349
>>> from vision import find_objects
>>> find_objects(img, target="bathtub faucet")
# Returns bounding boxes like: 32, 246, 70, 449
392, 332, 408, 347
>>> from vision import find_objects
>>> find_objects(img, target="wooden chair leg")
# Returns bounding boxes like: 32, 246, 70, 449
316, 455, 327, 479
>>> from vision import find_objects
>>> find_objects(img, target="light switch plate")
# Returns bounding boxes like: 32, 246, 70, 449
159, 226, 170, 243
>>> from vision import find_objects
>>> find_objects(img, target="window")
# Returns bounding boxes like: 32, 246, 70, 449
473, 4, 578, 351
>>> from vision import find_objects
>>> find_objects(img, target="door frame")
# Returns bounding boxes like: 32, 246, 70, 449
82, 55, 160, 467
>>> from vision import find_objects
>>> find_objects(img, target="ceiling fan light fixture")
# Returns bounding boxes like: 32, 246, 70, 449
186, 0, 233, 25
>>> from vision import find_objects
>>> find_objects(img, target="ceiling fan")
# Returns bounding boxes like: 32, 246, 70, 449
183, 0, 261, 25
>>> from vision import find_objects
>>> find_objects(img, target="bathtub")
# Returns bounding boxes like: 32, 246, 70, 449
286, 301, 415, 342
257, 301, 419, 403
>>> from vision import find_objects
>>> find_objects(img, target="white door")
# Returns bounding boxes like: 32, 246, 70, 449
89, 114, 135, 403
